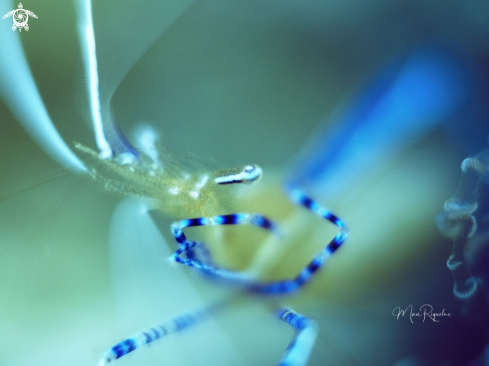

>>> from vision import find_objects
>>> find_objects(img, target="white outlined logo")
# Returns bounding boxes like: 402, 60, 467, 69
3, 3, 37, 32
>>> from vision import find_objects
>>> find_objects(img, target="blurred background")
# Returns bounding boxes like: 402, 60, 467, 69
1, 0, 489, 365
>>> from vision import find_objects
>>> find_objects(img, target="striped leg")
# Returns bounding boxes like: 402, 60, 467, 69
171, 213, 280, 246
277, 309, 318, 366
100, 305, 220, 365
170, 189, 347, 295
248, 187, 348, 294
170, 213, 280, 286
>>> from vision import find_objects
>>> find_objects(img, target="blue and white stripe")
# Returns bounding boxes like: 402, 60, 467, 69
214, 164, 263, 185
171, 213, 280, 245
100, 307, 215, 364
277, 309, 318, 366
170, 189, 348, 295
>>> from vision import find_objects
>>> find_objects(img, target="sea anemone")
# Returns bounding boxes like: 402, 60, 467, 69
1, 1, 489, 365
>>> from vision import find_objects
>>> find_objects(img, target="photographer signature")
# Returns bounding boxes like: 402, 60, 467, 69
392, 304, 451, 323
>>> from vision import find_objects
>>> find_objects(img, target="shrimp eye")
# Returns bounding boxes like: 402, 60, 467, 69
241, 164, 262, 184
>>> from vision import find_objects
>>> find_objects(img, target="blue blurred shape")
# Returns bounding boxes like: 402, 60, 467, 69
291, 49, 469, 197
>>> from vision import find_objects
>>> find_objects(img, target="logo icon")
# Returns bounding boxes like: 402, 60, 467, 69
3, 3, 37, 32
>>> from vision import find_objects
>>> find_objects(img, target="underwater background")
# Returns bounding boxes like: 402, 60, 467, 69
1, 0, 489, 365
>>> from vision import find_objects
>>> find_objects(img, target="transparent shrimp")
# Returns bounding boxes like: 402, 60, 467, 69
72, 2, 478, 364
73, 137, 262, 218
92, 54, 470, 366
70, 2, 343, 364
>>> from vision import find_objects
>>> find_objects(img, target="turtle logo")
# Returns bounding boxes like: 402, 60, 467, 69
3, 3, 37, 32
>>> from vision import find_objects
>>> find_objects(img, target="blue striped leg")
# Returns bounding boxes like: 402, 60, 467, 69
277, 309, 318, 366
99, 305, 220, 365
170, 188, 347, 295
171, 214, 280, 246
171, 214, 280, 286
248, 187, 348, 294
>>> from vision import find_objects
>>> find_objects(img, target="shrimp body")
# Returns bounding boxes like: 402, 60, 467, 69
74, 142, 253, 218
